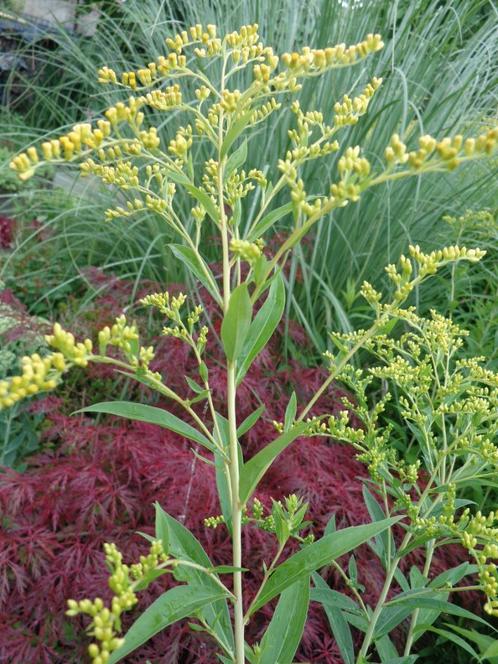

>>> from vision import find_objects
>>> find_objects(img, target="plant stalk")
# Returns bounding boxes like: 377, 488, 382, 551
403, 539, 435, 656
227, 361, 245, 664
356, 532, 412, 662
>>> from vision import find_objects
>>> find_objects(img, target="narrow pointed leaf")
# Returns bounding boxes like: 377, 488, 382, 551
225, 139, 248, 178
169, 244, 222, 306
78, 401, 213, 450
154, 505, 234, 651
108, 586, 227, 663
221, 283, 252, 362
312, 574, 354, 664
259, 576, 310, 664
221, 112, 252, 158
237, 405, 265, 438
248, 201, 294, 240
236, 272, 286, 384
239, 423, 307, 504
250, 517, 400, 613
284, 392, 297, 432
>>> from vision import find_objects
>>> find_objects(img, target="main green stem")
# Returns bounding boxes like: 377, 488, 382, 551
356, 532, 411, 662
227, 361, 245, 663
403, 539, 435, 656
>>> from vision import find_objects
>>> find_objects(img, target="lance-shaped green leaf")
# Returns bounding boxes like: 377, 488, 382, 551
221, 283, 252, 362
239, 423, 308, 505
154, 504, 234, 651
108, 585, 227, 663
248, 201, 294, 241
249, 517, 400, 614
185, 183, 219, 223
284, 391, 297, 432
237, 405, 265, 438
78, 401, 214, 451
258, 575, 310, 664
221, 112, 252, 158
169, 244, 222, 306
236, 272, 286, 384
163, 169, 219, 223
225, 139, 248, 178
312, 573, 355, 664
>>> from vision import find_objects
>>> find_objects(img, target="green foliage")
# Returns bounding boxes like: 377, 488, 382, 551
3, 17, 498, 664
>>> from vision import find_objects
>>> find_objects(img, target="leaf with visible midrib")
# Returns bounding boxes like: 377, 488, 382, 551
258, 575, 310, 664
77, 401, 213, 450
221, 283, 252, 362
249, 517, 401, 614
107, 585, 227, 663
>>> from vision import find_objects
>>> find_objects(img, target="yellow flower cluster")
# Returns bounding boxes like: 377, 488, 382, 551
385, 126, 498, 171
225, 23, 260, 49
226, 168, 267, 207
375, 243, 485, 303
281, 33, 384, 75
67, 540, 168, 664
250, 97, 281, 125
80, 159, 140, 188
333, 77, 382, 127
0, 352, 65, 409
10, 121, 112, 180
141, 84, 183, 110
98, 315, 139, 356
338, 145, 371, 178
46, 322, 93, 366
141, 291, 186, 318
104, 198, 144, 221
415, 508, 498, 617
230, 239, 262, 262
168, 125, 193, 160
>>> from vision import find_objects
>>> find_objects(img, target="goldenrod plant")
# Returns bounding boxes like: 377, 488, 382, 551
5, 23, 498, 664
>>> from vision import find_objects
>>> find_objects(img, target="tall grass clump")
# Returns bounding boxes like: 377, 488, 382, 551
2, 0, 497, 341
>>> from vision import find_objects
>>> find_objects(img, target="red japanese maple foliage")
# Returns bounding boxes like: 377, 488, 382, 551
0, 271, 468, 663
0, 216, 15, 249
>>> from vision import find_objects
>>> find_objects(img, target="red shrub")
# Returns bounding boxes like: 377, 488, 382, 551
0, 216, 15, 249
0, 272, 471, 662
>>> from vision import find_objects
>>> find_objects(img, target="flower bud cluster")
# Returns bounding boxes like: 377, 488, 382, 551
281, 34, 384, 75
225, 24, 260, 50
206, 495, 314, 544
0, 352, 66, 409
385, 127, 498, 171
46, 322, 93, 367
66, 540, 168, 664
98, 315, 139, 357
226, 168, 266, 207
10, 121, 112, 180
141, 84, 183, 110
105, 198, 144, 221
168, 125, 193, 161
80, 159, 140, 189
333, 77, 382, 127
141, 292, 208, 355
230, 239, 262, 263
